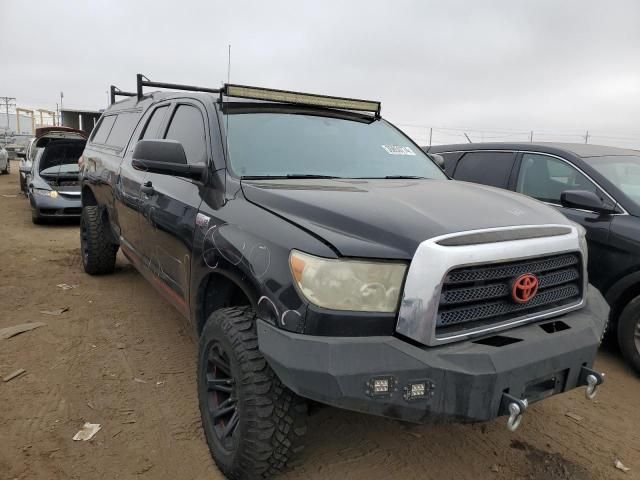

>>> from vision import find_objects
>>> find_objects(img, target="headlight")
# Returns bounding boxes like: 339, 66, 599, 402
289, 250, 407, 312
34, 188, 57, 198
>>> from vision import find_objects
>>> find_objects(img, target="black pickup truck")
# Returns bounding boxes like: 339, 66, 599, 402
80, 76, 608, 480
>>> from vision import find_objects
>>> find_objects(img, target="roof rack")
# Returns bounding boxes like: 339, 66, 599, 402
109, 85, 137, 105
134, 73, 381, 116
136, 74, 220, 99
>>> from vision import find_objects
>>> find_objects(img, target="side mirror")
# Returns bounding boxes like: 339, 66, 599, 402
428, 153, 446, 170
132, 139, 205, 180
560, 190, 615, 214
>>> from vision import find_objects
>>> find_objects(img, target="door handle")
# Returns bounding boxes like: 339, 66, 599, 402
141, 181, 155, 196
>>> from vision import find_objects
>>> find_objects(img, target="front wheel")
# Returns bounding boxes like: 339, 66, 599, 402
80, 205, 118, 275
198, 306, 307, 480
618, 296, 640, 374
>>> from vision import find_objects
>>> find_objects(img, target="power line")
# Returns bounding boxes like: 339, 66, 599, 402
0, 96, 16, 144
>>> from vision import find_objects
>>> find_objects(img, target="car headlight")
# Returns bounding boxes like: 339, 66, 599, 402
34, 188, 57, 198
289, 250, 407, 312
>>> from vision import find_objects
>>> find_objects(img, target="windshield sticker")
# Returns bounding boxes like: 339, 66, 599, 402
381, 145, 416, 156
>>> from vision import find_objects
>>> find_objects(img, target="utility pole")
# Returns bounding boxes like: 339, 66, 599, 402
585, 130, 589, 144
530, 130, 533, 142
59, 91, 64, 127
0, 96, 16, 145
429, 127, 433, 147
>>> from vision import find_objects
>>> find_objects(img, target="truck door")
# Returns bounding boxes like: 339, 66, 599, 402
138, 101, 207, 315
116, 104, 171, 260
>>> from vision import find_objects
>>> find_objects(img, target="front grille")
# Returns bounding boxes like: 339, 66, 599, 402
437, 253, 582, 336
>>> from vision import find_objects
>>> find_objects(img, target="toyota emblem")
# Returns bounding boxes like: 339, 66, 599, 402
512, 273, 539, 304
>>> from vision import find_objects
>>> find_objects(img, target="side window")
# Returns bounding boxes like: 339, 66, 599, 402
91, 115, 116, 144
516, 154, 597, 204
164, 105, 207, 165
453, 151, 515, 188
105, 113, 140, 149
141, 106, 169, 140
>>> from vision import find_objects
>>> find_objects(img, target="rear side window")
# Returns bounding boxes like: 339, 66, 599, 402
164, 105, 207, 165
91, 115, 116, 144
141, 106, 169, 139
105, 113, 140, 148
453, 151, 516, 188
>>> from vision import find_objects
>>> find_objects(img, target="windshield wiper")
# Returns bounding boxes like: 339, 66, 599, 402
382, 175, 428, 179
242, 174, 341, 180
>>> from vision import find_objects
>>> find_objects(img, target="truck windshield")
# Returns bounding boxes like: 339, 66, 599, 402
583, 155, 640, 207
225, 112, 445, 179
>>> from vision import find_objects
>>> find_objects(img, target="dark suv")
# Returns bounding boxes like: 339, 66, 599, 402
81, 77, 608, 479
426, 142, 640, 374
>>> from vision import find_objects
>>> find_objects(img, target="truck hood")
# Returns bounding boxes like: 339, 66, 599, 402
241, 178, 572, 259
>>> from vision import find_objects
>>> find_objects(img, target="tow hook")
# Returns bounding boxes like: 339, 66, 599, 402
501, 393, 528, 432
579, 366, 605, 400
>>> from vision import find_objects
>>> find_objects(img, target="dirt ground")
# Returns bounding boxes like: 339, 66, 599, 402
0, 162, 639, 480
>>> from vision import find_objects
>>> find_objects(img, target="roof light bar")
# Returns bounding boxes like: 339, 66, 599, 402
224, 84, 381, 116
109, 85, 137, 105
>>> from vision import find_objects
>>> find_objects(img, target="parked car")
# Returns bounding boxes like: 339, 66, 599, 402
425, 142, 640, 373
4, 143, 20, 160
19, 138, 36, 192
0, 146, 9, 174
80, 76, 608, 480
27, 127, 87, 223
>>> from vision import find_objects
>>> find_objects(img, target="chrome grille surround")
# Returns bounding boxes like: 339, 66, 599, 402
396, 224, 588, 346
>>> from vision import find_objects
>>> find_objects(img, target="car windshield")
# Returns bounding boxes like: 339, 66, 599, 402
225, 112, 445, 179
583, 155, 640, 207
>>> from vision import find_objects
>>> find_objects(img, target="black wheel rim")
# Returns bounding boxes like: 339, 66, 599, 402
80, 217, 89, 265
206, 341, 239, 449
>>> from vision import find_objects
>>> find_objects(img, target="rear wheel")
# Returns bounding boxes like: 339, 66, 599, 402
198, 306, 307, 480
2, 161, 9, 174
80, 205, 118, 275
618, 295, 640, 374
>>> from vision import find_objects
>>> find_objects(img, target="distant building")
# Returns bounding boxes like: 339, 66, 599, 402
61, 109, 101, 135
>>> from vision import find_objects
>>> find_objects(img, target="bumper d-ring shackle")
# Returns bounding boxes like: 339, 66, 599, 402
501, 393, 529, 432
580, 366, 605, 400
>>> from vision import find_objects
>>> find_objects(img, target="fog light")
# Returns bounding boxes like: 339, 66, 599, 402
410, 383, 425, 397
50, 190, 58, 198
404, 379, 435, 402
374, 379, 389, 393
365, 375, 397, 397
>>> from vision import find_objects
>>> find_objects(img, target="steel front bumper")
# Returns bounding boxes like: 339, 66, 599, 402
258, 286, 608, 424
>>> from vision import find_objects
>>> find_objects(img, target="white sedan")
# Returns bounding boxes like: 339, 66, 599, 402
0, 146, 9, 174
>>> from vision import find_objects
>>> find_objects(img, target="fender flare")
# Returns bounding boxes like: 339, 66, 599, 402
194, 264, 260, 334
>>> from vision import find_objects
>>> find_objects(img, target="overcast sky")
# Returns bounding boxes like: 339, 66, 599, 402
2, 0, 640, 146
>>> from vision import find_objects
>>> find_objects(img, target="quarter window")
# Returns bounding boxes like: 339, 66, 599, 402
516, 154, 597, 204
105, 113, 140, 148
91, 115, 116, 144
164, 105, 207, 165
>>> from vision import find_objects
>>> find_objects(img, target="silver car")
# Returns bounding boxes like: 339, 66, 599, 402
0, 146, 9, 174
28, 134, 86, 224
